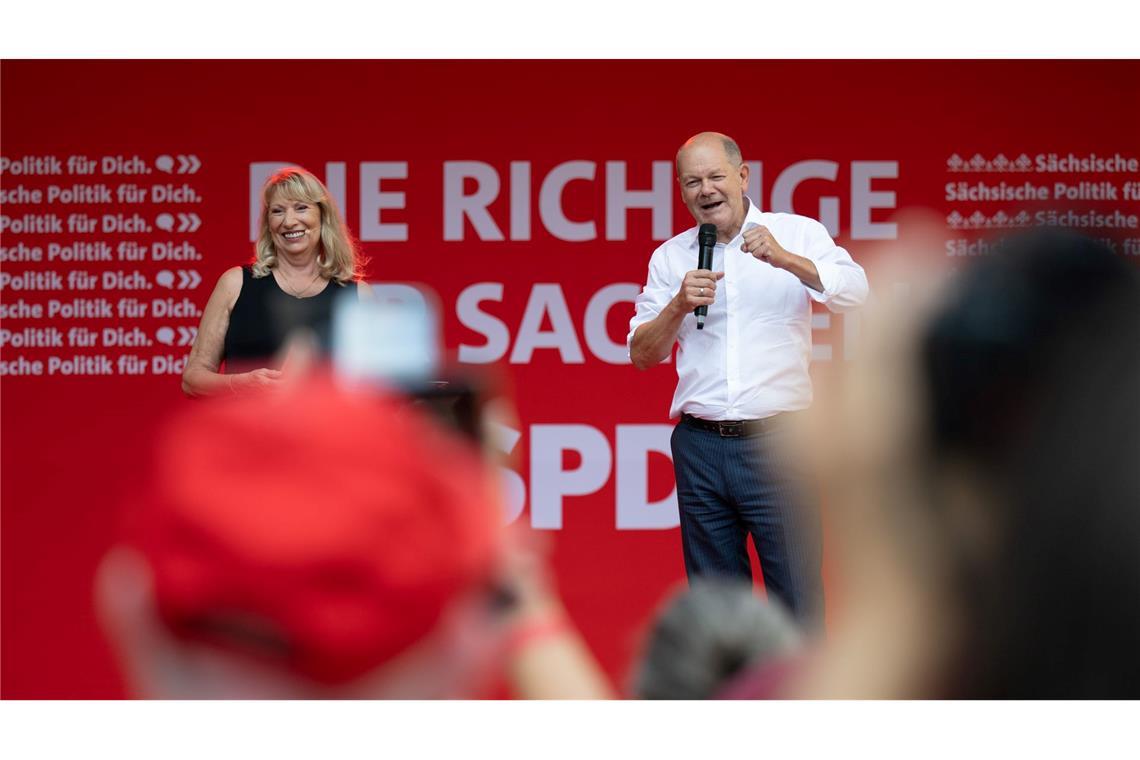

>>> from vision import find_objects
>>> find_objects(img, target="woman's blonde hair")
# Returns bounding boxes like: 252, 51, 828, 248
253, 167, 365, 284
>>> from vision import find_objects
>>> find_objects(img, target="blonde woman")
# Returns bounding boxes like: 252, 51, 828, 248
182, 167, 371, 397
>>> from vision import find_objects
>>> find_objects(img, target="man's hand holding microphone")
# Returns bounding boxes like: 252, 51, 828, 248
672, 268, 724, 328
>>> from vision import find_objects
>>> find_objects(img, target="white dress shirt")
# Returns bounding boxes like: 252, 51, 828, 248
627, 200, 869, 421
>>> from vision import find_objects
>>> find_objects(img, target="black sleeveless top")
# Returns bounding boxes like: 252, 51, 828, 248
223, 266, 359, 368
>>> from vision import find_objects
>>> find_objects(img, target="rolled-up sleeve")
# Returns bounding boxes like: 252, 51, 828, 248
626, 245, 676, 355
802, 220, 870, 312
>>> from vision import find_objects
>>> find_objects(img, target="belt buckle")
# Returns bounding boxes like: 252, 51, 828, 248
718, 421, 743, 438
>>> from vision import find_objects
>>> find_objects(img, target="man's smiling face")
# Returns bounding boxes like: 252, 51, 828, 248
676, 136, 750, 243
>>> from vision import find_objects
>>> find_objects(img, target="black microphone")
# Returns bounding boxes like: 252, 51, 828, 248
695, 223, 716, 330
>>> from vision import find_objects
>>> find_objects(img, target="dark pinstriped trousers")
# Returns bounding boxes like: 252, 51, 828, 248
671, 418, 824, 629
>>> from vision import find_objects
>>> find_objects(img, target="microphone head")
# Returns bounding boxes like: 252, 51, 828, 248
698, 223, 717, 245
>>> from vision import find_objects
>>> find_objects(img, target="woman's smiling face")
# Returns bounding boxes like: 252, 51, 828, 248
267, 191, 322, 259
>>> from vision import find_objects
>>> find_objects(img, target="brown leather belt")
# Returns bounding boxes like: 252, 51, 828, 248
680, 413, 785, 438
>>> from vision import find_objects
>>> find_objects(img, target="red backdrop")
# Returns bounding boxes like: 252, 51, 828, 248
2, 60, 1138, 697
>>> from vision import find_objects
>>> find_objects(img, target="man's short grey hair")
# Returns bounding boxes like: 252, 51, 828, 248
719, 135, 743, 167
676, 132, 744, 175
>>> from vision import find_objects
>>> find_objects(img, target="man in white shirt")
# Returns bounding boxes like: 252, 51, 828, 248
628, 132, 869, 626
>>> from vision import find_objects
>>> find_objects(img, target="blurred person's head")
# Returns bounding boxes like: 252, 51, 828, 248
96, 373, 510, 698
801, 228, 1140, 698
254, 166, 363, 284
633, 579, 802, 699
917, 230, 1140, 697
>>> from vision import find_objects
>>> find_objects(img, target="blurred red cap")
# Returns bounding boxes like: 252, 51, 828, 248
130, 374, 503, 684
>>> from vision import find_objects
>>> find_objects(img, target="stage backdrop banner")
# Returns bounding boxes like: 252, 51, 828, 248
2, 61, 1137, 697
